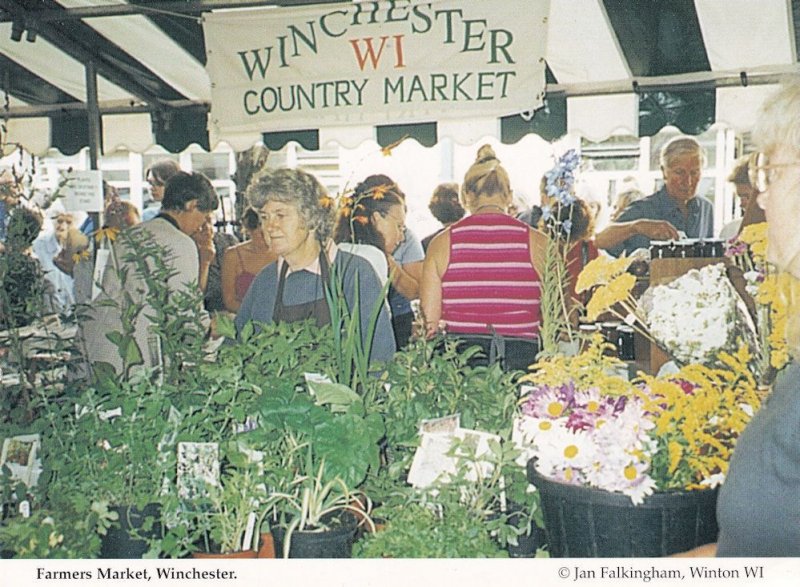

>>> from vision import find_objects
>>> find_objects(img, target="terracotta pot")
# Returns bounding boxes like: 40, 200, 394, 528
257, 533, 276, 558
192, 549, 257, 559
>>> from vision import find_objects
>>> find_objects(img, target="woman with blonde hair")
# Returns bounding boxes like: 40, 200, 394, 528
420, 144, 547, 370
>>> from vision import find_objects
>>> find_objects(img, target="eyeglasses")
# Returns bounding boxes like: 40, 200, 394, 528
748, 152, 800, 193
384, 212, 406, 236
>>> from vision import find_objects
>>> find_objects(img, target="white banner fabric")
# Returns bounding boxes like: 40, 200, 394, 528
203, 0, 548, 146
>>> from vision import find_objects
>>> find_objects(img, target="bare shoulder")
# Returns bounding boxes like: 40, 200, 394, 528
425, 227, 451, 271
428, 227, 450, 254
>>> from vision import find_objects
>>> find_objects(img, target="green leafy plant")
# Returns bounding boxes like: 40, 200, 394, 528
0, 502, 116, 559
263, 456, 373, 558
324, 260, 391, 410
90, 226, 207, 384
31, 372, 185, 557
438, 431, 543, 550
379, 334, 520, 472
190, 467, 266, 555
214, 315, 337, 390
237, 371, 383, 557
354, 493, 506, 558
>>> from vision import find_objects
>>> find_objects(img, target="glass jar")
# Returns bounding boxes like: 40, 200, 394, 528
600, 321, 622, 355
650, 241, 670, 259
616, 324, 635, 361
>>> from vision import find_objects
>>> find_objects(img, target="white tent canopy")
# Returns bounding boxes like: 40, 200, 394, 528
1, 0, 797, 156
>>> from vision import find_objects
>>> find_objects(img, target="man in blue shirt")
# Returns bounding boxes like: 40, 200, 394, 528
596, 137, 714, 257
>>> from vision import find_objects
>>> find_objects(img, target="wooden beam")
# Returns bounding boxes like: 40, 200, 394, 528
0, 0, 348, 22
1, 99, 209, 119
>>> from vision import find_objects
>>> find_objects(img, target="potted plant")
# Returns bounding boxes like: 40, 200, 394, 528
264, 456, 372, 558
379, 333, 520, 472
353, 487, 507, 558
0, 501, 117, 559
189, 467, 265, 558
515, 337, 763, 557
237, 376, 383, 558
36, 374, 182, 558
377, 332, 544, 553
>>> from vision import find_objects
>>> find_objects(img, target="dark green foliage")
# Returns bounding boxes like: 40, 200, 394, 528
354, 500, 507, 558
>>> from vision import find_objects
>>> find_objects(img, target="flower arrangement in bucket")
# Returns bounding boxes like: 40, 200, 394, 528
514, 338, 763, 505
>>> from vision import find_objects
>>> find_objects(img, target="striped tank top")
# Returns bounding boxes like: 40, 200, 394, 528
441, 213, 541, 338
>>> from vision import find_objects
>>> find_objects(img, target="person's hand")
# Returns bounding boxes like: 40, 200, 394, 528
636, 219, 680, 241
193, 221, 216, 265
670, 543, 717, 557
386, 254, 398, 276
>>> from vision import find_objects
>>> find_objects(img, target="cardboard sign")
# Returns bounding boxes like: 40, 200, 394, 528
62, 170, 103, 212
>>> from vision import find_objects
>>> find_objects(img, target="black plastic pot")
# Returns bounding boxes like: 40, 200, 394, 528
527, 461, 718, 557
100, 504, 162, 559
506, 523, 547, 558
496, 505, 547, 558
271, 514, 357, 559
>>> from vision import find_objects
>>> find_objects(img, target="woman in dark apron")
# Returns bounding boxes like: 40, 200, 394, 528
233, 167, 396, 365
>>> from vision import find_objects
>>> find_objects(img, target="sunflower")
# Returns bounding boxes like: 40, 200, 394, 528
94, 226, 120, 243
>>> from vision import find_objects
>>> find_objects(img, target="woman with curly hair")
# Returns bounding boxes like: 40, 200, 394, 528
234, 167, 395, 364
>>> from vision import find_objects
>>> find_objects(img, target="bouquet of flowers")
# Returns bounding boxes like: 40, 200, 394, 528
576, 256, 759, 372
514, 339, 762, 504
639, 263, 759, 368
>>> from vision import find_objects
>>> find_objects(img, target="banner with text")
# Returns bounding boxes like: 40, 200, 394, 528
203, 0, 549, 146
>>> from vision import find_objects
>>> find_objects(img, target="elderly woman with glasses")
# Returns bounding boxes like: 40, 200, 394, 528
714, 79, 800, 557
234, 167, 396, 364
676, 79, 800, 558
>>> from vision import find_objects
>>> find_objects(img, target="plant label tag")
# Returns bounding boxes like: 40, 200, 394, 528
419, 414, 460, 435
303, 372, 333, 395
0, 434, 41, 487
242, 511, 257, 552
177, 442, 220, 500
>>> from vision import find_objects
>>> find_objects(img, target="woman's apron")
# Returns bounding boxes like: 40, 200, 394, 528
272, 251, 332, 327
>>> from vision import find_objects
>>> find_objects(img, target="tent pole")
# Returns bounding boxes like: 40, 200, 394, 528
85, 60, 101, 238
85, 60, 101, 169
